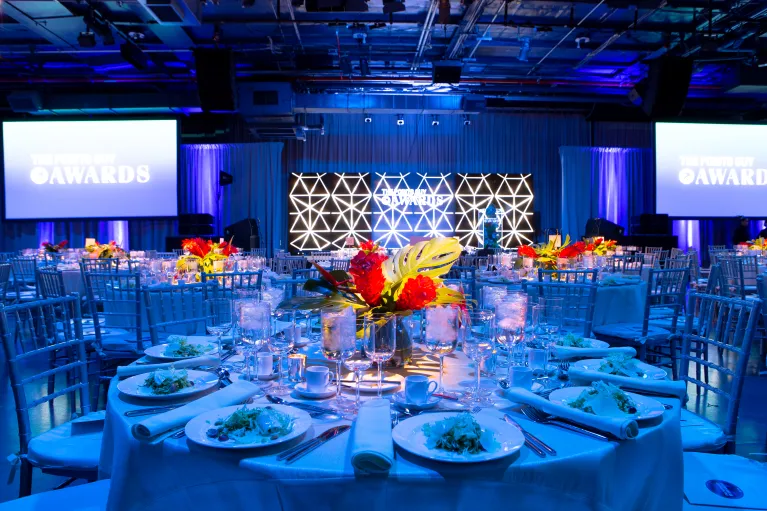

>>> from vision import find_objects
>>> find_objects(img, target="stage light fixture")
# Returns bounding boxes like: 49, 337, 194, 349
364, 114, 372, 123
396, 114, 405, 126
463, 114, 472, 126
78, 31, 97, 48
431, 115, 439, 126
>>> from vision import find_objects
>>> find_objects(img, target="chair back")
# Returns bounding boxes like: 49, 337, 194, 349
446, 265, 477, 301
10, 257, 38, 300
718, 257, 754, 299
638, 252, 660, 268
611, 254, 643, 275
273, 256, 307, 275
290, 268, 321, 298
537, 269, 597, 284
80, 258, 120, 273
42, 252, 65, 266
670, 248, 684, 258
0, 263, 11, 302
201, 270, 263, 297
155, 252, 177, 260
330, 259, 350, 271
83, 271, 144, 353
642, 267, 689, 336
681, 293, 762, 444
705, 264, 722, 295
143, 282, 218, 345
36, 267, 67, 298
521, 281, 598, 337
0, 297, 90, 459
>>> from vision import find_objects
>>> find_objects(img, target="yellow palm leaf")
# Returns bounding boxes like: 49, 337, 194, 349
381, 237, 461, 286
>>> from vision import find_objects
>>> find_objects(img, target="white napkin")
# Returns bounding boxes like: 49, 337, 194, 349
554, 346, 636, 361
504, 388, 639, 440
350, 399, 394, 475
569, 368, 688, 401
131, 381, 260, 443
116, 355, 220, 378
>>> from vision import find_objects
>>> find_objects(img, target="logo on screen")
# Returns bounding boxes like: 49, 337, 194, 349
375, 188, 451, 207
29, 165, 150, 185
678, 168, 695, 185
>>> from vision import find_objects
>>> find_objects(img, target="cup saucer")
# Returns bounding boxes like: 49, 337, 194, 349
294, 382, 336, 399
392, 391, 440, 410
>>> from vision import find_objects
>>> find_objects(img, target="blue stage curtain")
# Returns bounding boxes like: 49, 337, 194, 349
559, 147, 654, 240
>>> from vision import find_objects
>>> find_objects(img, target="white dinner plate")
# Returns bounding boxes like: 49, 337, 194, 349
185, 404, 312, 450
341, 372, 401, 393
144, 337, 218, 361
571, 358, 667, 380
293, 382, 336, 399
548, 386, 665, 421
392, 392, 440, 410
556, 337, 610, 349
392, 411, 525, 463
116, 370, 219, 401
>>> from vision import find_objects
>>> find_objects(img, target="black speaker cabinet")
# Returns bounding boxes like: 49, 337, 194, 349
432, 61, 463, 84
642, 57, 693, 119
194, 48, 237, 113
224, 218, 260, 250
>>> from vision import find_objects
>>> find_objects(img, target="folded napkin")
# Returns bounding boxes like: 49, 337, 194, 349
554, 346, 636, 361
504, 388, 639, 440
350, 399, 394, 475
569, 368, 688, 401
116, 355, 220, 378
131, 381, 260, 443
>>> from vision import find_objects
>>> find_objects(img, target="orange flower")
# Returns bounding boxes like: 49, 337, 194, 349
518, 245, 538, 259
395, 275, 437, 311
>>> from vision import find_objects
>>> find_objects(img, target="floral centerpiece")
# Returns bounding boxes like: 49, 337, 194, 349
517, 236, 585, 270
42, 240, 68, 253
176, 237, 238, 274
86, 240, 128, 259
747, 237, 767, 252
585, 237, 617, 256
281, 238, 465, 365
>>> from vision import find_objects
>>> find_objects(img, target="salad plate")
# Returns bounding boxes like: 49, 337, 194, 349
117, 369, 219, 400
555, 333, 609, 349
572, 356, 667, 380
393, 412, 524, 463
185, 403, 312, 450
144, 336, 218, 361
549, 384, 665, 421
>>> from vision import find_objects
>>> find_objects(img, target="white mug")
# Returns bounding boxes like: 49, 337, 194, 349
509, 365, 533, 390
256, 352, 273, 379
404, 375, 438, 404
305, 366, 333, 392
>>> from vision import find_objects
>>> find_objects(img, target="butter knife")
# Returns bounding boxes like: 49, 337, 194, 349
503, 414, 556, 456
284, 425, 351, 464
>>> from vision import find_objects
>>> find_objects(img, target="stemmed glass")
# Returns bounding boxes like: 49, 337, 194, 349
269, 309, 297, 396
531, 301, 563, 376
343, 325, 374, 410
495, 292, 528, 375
205, 298, 233, 362
423, 305, 460, 394
364, 313, 397, 398
460, 308, 496, 407
321, 307, 357, 411
239, 301, 271, 382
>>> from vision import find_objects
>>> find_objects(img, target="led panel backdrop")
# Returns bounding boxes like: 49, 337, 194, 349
288, 172, 372, 252
454, 173, 535, 248
372, 172, 455, 248
3, 119, 178, 220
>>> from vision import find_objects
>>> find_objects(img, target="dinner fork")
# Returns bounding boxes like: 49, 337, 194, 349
520, 405, 609, 442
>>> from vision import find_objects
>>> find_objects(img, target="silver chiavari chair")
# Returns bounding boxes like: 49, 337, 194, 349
83, 271, 146, 357
9, 257, 39, 303
330, 259, 350, 272
0, 263, 11, 303
537, 269, 598, 284
36, 266, 67, 298
42, 252, 65, 267
143, 282, 218, 345
521, 281, 598, 338
201, 270, 263, 298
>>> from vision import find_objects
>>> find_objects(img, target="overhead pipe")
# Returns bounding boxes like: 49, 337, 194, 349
283, 0, 305, 53
412, 0, 440, 71
467, 0, 519, 59
445, 0, 488, 60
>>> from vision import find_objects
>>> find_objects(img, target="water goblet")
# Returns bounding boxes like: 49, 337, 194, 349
495, 292, 528, 376
240, 301, 271, 383
459, 309, 496, 407
205, 298, 233, 362
363, 313, 397, 398
423, 305, 460, 394
269, 309, 297, 396
321, 307, 357, 411
531, 302, 563, 376
343, 329, 374, 410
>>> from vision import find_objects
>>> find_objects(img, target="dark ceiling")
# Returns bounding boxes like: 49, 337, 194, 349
0, 0, 766, 122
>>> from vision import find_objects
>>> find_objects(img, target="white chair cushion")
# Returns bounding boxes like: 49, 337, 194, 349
27, 412, 104, 471
592, 322, 671, 343
0, 480, 110, 511
681, 409, 727, 452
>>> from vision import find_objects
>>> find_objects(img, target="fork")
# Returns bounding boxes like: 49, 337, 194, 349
520, 405, 609, 442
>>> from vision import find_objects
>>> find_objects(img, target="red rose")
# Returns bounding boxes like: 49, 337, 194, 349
558, 244, 582, 259
350, 250, 388, 306
586, 243, 595, 252
594, 237, 604, 245
182, 238, 210, 258
518, 245, 538, 259
395, 274, 437, 311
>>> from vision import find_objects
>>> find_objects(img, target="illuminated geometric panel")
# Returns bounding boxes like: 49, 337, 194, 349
454, 173, 535, 248
372, 172, 455, 249
288, 173, 372, 253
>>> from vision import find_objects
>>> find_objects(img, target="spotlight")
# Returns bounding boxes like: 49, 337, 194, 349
463, 114, 472, 126
396, 114, 404, 126
364, 115, 372, 123
78, 31, 97, 48
431, 115, 439, 126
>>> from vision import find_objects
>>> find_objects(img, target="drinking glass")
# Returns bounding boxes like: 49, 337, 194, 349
321, 307, 357, 411
363, 313, 397, 398
482, 286, 508, 310
459, 309, 496, 407
205, 298, 233, 362
531, 301, 563, 376
423, 305, 460, 394
269, 309, 296, 396
240, 301, 272, 382
343, 326, 374, 410
495, 292, 528, 375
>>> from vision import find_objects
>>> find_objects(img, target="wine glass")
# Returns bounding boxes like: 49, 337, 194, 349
343, 326, 374, 410
240, 301, 271, 382
460, 308, 496, 407
423, 305, 460, 394
531, 301, 562, 376
321, 307, 357, 411
205, 299, 233, 362
495, 292, 528, 374
364, 313, 397, 398
269, 309, 296, 396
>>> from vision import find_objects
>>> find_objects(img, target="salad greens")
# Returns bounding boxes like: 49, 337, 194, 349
163, 337, 212, 358
568, 381, 638, 415
557, 332, 591, 348
598, 353, 646, 378
207, 406, 295, 444
422, 413, 496, 455
142, 367, 194, 395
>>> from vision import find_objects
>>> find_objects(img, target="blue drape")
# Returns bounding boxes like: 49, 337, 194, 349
559, 147, 654, 240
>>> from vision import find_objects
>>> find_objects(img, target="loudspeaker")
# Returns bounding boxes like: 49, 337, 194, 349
433, 61, 463, 84
585, 218, 625, 239
641, 57, 693, 118
219, 171, 233, 186
194, 48, 237, 113
224, 218, 260, 250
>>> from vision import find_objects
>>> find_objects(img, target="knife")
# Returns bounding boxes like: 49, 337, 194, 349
277, 426, 343, 461
265, 395, 336, 415
125, 404, 183, 417
504, 414, 557, 456
502, 415, 545, 458
335, 379, 401, 385
284, 425, 351, 464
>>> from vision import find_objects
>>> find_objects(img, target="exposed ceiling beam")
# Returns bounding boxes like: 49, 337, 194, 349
0, 1, 80, 49
444, 0, 489, 60
411, 0, 440, 71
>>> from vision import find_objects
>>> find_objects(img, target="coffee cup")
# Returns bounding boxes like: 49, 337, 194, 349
306, 366, 333, 392
508, 365, 533, 390
404, 375, 438, 404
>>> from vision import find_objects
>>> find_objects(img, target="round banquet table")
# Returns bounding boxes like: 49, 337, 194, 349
99, 343, 682, 511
